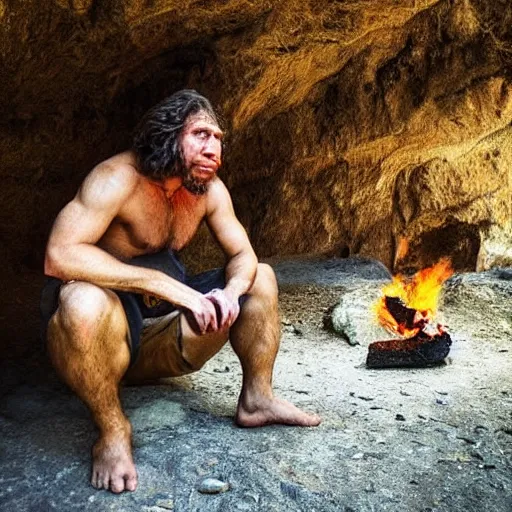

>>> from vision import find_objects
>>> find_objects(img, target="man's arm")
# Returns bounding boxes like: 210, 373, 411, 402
45, 164, 218, 332
205, 178, 259, 327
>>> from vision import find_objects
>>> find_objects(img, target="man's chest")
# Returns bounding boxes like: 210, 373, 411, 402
124, 190, 206, 252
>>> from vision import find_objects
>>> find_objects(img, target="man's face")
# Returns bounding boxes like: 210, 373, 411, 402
179, 112, 223, 195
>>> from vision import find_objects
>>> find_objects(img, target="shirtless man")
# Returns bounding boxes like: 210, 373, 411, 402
41, 89, 321, 494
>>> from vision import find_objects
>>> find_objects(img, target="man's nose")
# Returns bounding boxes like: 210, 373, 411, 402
202, 137, 221, 159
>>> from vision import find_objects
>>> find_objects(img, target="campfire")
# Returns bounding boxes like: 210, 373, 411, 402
367, 259, 454, 368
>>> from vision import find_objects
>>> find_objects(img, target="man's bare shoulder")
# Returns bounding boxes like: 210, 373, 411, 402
205, 177, 232, 213
80, 151, 142, 202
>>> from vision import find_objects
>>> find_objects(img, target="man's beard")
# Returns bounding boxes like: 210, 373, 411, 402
182, 171, 209, 195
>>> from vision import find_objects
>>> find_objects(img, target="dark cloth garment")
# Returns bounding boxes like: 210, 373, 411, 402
40, 249, 228, 365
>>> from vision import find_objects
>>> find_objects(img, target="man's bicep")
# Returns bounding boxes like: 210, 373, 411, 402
47, 197, 116, 248
47, 166, 132, 247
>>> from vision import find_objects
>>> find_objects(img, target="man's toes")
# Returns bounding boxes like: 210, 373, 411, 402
100, 475, 110, 490
91, 472, 98, 489
308, 413, 322, 426
125, 474, 138, 492
110, 476, 125, 494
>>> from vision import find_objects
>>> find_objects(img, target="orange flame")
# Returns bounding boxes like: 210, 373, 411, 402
375, 258, 453, 337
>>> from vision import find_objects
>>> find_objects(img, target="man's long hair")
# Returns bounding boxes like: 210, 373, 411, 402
133, 89, 220, 181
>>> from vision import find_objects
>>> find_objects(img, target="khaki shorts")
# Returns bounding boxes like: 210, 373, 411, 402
123, 311, 196, 381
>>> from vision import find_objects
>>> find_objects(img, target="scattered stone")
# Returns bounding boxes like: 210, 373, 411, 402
213, 366, 230, 373
293, 325, 303, 336
197, 478, 230, 494
479, 464, 497, 470
436, 398, 449, 406
456, 435, 476, 445
381, 488, 394, 499
396, 414, 406, 421
470, 451, 484, 460
365, 482, 376, 493
280, 481, 302, 500
155, 500, 175, 510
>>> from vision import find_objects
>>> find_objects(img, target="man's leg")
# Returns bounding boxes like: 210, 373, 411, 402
228, 263, 321, 427
124, 311, 231, 383
46, 281, 137, 493
127, 264, 320, 426
176, 263, 321, 426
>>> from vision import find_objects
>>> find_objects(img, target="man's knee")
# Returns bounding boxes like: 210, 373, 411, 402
52, 282, 121, 345
249, 263, 278, 299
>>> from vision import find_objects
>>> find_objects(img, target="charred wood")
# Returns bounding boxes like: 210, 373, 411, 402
366, 331, 452, 369
384, 296, 420, 330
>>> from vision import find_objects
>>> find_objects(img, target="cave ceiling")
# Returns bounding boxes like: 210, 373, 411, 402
1, 0, 511, 281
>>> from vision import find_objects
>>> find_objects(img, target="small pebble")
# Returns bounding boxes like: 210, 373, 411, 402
395, 414, 406, 421
198, 478, 229, 494
213, 366, 230, 373
155, 499, 174, 510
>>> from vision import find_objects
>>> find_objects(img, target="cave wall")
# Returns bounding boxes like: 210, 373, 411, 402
1, 0, 511, 363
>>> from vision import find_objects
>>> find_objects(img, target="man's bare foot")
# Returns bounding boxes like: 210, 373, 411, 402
235, 395, 321, 427
91, 431, 138, 493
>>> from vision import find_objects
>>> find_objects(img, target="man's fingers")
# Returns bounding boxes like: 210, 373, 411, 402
205, 290, 228, 329
218, 303, 237, 330
203, 289, 241, 331
206, 300, 218, 332
191, 296, 219, 334
206, 304, 217, 332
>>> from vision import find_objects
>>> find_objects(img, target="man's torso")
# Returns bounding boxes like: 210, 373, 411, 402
96, 151, 209, 260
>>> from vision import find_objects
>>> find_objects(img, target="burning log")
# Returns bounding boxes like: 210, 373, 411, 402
369, 259, 454, 369
366, 330, 452, 368
384, 296, 421, 331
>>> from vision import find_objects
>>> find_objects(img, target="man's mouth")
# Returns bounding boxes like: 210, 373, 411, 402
195, 164, 218, 177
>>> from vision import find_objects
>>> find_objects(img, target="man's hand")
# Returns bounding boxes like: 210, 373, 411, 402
187, 295, 220, 335
204, 288, 240, 331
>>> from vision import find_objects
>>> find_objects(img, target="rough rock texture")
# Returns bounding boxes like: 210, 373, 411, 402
1, 3, 512, 385
2, 0, 512, 272
1, 258, 511, 511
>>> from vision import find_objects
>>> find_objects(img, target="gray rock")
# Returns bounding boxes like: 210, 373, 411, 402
330, 282, 393, 346
198, 477, 230, 494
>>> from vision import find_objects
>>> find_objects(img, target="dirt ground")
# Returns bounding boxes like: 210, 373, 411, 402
171, 265, 512, 511
0, 258, 511, 511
